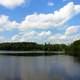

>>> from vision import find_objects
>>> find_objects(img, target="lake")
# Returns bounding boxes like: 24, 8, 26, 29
0, 55, 80, 80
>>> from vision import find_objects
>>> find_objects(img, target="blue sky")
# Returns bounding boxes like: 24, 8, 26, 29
0, 0, 80, 44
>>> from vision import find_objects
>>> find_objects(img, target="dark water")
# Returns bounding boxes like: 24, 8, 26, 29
0, 55, 80, 80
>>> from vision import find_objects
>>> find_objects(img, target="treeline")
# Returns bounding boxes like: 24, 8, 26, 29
0, 42, 67, 51
0, 40, 80, 57
65, 40, 80, 57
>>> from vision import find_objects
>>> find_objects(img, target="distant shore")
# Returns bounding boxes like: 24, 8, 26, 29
0, 51, 64, 56
0, 39, 80, 57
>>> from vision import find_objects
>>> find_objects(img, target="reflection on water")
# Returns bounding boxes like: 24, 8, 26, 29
0, 55, 80, 80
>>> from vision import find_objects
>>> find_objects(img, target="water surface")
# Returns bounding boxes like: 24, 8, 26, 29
0, 55, 80, 80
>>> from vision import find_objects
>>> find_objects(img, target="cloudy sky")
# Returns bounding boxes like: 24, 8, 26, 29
0, 0, 80, 44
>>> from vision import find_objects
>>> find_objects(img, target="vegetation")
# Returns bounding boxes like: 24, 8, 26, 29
0, 40, 80, 57
66, 40, 80, 57
0, 42, 67, 51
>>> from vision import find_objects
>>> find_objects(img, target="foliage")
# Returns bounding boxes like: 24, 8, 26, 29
0, 40, 80, 57
68, 40, 80, 57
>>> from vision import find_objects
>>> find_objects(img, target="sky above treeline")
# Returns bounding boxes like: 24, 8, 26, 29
0, 0, 80, 44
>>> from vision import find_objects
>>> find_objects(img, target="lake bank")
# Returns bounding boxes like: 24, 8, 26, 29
0, 51, 64, 56
0, 51, 80, 60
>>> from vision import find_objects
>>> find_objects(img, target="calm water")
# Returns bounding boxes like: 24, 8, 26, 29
0, 55, 80, 80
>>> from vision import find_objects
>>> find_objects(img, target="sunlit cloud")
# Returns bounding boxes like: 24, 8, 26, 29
0, 0, 26, 9
0, 2, 80, 44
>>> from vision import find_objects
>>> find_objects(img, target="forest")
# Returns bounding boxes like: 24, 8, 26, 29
0, 40, 80, 57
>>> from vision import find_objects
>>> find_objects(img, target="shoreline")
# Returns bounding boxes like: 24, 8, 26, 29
0, 51, 64, 56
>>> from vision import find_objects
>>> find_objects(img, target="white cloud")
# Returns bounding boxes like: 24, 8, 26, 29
38, 31, 51, 37
0, 2, 80, 31
0, 15, 19, 31
48, 2, 54, 6
48, 34, 67, 44
65, 26, 80, 35
0, 2, 80, 44
75, 5, 80, 14
48, 33, 80, 44
0, 0, 25, 9
10, 28, 80, 44
0, 27, 79, 44
0, 36, 6, 43
48, 25, 80, 44
20, 2, 80, 30
11, 31, 52, 43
